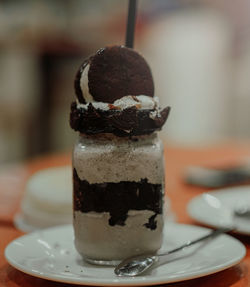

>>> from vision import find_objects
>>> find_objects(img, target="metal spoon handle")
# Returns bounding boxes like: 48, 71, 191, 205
159, 227, 233, 257
114, 227, 233, 277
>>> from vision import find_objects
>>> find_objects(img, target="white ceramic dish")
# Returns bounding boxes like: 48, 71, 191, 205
187, 186, 250, 235
5, 223, 245, 286
15, 166, 72, 232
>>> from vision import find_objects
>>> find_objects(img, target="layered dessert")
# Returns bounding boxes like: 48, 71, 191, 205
70, 45, 170, 263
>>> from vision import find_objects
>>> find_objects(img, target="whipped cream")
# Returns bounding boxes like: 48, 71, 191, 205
80, 64, 94, 102
76, 95, 159, 111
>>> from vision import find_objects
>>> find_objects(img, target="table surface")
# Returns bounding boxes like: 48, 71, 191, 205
1, 143, 250, 287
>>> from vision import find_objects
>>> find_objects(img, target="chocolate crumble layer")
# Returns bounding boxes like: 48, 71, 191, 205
144, 214, 158, 230
73, 169, 163, 229
70, 102, 170, 137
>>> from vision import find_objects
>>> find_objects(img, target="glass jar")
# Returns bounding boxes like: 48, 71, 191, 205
72, 133, 165, 265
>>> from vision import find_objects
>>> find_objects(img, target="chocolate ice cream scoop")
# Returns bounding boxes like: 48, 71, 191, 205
74, 45, 154, 104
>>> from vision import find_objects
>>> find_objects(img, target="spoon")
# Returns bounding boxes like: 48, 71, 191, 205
114, 227, 233, 277
234, 205, 250, 218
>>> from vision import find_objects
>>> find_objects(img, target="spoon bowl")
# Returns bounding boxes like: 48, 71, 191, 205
114, 255, 157, 276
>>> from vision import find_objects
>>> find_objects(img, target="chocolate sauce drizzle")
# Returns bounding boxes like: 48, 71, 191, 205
73, 169, 163, 229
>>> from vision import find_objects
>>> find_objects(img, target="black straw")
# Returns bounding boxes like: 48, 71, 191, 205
125, 0, 137, 48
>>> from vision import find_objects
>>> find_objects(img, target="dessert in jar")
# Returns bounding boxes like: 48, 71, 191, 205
70, 45, 170, 264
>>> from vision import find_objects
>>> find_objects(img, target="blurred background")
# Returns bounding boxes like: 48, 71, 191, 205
1, 0, 250, 164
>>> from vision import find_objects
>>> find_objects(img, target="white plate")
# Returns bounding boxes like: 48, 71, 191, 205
5, 223, 245, 286
188, 186, 250, 235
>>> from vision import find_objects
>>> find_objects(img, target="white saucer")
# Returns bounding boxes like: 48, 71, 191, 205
187, 186, 250, 235
5, 223, 245, 286
15, 166, 72, 232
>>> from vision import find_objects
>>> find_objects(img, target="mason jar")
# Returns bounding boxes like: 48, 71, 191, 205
72, 132, 165, 265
